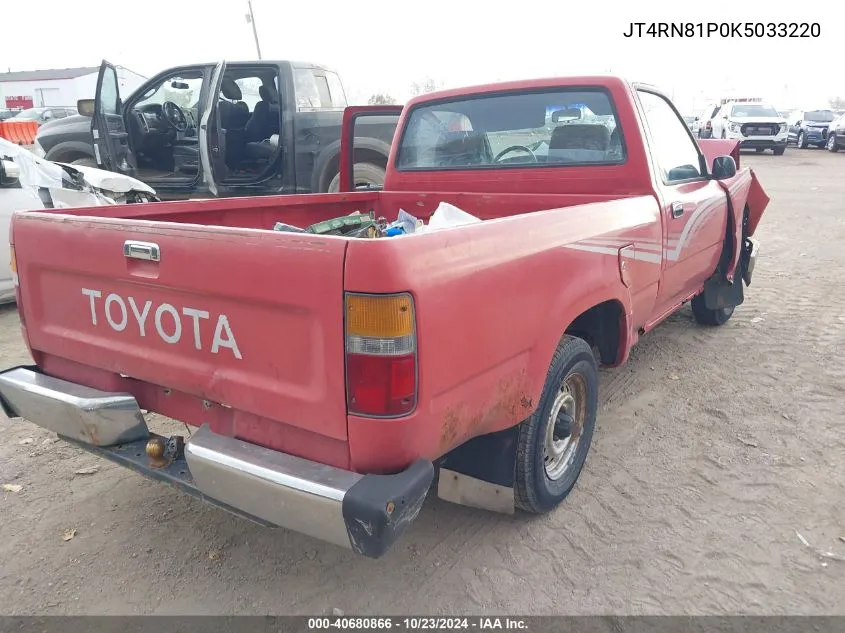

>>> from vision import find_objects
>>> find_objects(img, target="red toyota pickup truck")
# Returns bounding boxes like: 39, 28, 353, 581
0, 76, 768, 558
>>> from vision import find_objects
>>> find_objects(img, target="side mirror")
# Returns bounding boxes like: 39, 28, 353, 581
711, 155, 737, 180
0, 158, 21, 186
77, 98, 95, 117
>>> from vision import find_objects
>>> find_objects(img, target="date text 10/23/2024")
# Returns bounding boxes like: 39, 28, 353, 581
623, 22, 821, 37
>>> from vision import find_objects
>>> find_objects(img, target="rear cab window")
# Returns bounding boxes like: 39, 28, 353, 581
293, 68, 348, 111
396, 88, 626, 170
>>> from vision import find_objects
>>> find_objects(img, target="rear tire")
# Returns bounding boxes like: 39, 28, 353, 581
773, 147, 786, 156
797, 131, 807, 149
514, 335, 598, 513
691, 293, 734, 326
327, 162, 385, 193
70, 157, 99, 168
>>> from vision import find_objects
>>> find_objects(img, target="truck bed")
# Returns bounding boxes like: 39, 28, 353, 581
11, 188, 659, 473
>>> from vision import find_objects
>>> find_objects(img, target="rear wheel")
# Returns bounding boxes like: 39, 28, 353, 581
797, 131, 807, 149
691, 293, 734, 326
827, 134, 839, 152
773, 146, 786, 156
327, 162, 385, 193
514, 335, 598, 513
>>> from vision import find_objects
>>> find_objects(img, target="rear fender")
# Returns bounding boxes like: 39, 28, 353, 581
531, 283, 633, 396
436, 282, 632, 514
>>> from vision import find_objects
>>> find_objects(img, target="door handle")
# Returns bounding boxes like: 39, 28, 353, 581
123, 240, 160, 262
671, 202, 684, 218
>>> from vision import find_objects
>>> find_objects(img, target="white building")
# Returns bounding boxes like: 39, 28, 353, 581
0, 66, 147, 110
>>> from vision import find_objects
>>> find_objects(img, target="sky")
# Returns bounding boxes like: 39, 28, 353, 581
2, 0, 836, 115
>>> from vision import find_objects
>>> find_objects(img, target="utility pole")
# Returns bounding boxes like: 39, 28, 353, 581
246, 0, 262, 60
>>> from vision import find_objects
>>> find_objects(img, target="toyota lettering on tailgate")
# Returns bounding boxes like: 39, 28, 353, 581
81, 288, 243, 359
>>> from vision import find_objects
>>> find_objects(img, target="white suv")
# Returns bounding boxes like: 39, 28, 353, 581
710, 101, 788, 155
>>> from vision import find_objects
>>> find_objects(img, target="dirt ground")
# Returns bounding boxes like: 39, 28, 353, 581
1, 149, 844, 616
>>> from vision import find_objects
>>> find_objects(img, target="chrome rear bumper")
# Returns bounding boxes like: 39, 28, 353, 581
0, 366, 433, 558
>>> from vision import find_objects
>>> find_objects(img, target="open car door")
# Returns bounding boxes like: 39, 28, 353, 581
339, 105, 403, 192
198, 60, 227, 197
91, 60, 136, 175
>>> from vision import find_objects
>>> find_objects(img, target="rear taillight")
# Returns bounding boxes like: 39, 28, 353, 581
345, 292, 417, 417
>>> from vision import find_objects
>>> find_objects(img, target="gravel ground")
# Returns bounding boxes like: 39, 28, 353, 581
1, 149, 843, 615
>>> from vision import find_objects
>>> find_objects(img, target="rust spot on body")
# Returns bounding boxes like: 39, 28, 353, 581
438, 368, 535, 453
440, 409, 460, 449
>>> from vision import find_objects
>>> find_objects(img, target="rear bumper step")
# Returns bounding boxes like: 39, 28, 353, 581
0, 367, 433, 558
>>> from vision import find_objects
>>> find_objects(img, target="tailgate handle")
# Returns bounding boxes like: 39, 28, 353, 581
123, 240, 160, 262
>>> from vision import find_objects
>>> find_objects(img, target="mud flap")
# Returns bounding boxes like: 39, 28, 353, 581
702, 273, 744, 311
703, 230, 759, 309
436, 425, 519, 514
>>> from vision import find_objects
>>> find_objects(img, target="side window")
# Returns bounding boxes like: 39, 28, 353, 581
637, 90, 703, 182
325, 71, 348, 108
293, 69, 346, 109
293, 69, 321, 110
314, 75, 332, 108
133, 73, 203, 111
99, 66, 120, 115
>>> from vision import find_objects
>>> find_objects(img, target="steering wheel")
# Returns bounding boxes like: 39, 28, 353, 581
161, 101, 188, 132
494, 145, 538, 163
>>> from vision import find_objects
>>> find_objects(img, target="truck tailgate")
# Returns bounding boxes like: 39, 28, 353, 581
12, 213, 350, 441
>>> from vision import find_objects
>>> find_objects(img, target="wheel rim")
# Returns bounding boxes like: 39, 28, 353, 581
828, 135, 835, 150
799, 132, 804, 146
543, 372, 587, 481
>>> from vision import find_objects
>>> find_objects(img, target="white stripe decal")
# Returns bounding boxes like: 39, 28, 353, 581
564, 194, 727, 266
565, 243, 662, 264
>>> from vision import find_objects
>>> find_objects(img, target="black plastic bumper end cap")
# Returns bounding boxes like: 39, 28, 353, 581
341, 459, 434, 559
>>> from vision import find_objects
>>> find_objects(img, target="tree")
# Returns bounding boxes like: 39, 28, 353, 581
410, 77, 441, 96
367, 93, 396, 105
829, 96, 845, 110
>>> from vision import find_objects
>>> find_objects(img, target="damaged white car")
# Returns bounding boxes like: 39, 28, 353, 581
1, 137, 158, 304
